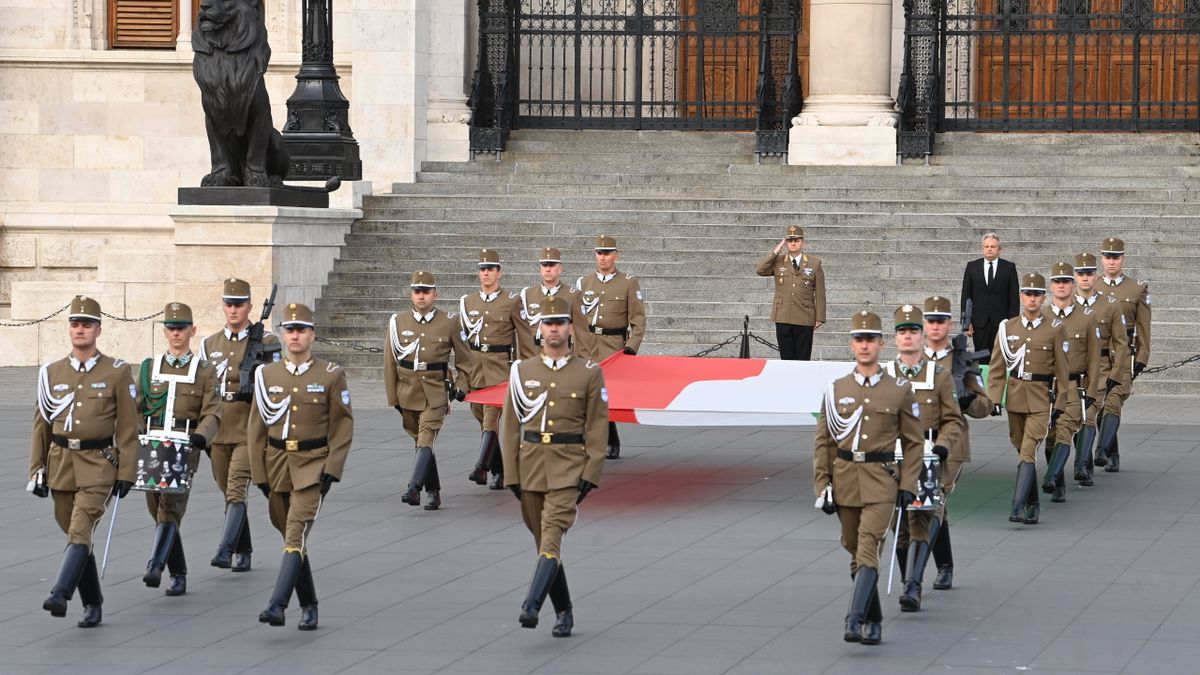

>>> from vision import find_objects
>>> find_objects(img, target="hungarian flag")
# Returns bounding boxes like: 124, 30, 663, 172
465, 352, 855, 427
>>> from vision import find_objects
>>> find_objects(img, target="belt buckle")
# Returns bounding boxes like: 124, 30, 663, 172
1020, 373, 1032, 381
223, 392, 236, 402
480, 344, 490, 353
285, 440, 299, 451
852, 450, 865, 462
415, 362, 428, 371
68, 438, 81, 450
541, 433, 552, 444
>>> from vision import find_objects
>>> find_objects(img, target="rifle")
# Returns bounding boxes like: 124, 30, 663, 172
952, 299, 990, 403
235, 284, 282, 400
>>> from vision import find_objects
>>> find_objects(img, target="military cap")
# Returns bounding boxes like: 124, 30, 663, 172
850, 310, 883, 336
280, 302, 314, 328
893, 304, 923, 330
1049, 262, 1074, 281
222, 277, 251, 302
784, 224, 805, 240
539, 295, 572, 322
594, 235, 618, 252
68, 295, 102, 323
478, 249, 501, 268
410, 270, 436, 289
1100, 237, 1125, 255
1074, 252, 1098, 271
1020, 271, 1047, 293
539, 247, 563, 264
923, 295, 952, 319
162, 302, 194, 326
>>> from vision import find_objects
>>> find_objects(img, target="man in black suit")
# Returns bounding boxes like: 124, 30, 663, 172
960, 233, 1019, 354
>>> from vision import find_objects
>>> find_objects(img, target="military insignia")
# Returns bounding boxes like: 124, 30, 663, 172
401, 330, 414, 337
1120, 315, 1127, 325
326, 363, 339, 372
113, 358, 126, 367
529, 303, 540, 310
269, 386, 284, 394
803, 267, 814, 276
210, 351, 223, 358
838, 396, 856, 405
1084, 307, 1093, 315
1062, 341, 1070, 353
524, 380, 541, 388
90, 382, 107, 389
1052, 318, 1063, 327
1106, 295, 1116, 303
1096, 327, 1102, 338
601, 387, 609, 403
1008, 335, 1021, 341
271, 353, 282, 362
897, 377, 909, 386
636, 290, 643, 301
460, 331, 468, 341
53, 384, 69, 392
911, 402, 920, 416
341, 390, 351, 406
128, 384, 137, 399
1147, 295, 1153, 305
307, 383, 326, 393
468, 310, 480, 317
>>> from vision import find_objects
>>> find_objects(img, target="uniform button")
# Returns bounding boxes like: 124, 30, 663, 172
291, 424, 297, 428
293, 387, 298, 392
548, 420, 555, 426
77, 384, 82, 389
571, 392, 577, 398
312, 398, 319, 403
76, 402, 82, 407
861, 434, 869, 439
549, 401, 555, 407
864, 398, 870, 403
291, 405, 298, 411
550, 383, 556, 388
863, 415, 870, 421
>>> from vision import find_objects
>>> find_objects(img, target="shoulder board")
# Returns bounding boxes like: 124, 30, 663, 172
325, 362, 340, 373
508, 292, 519, 299
585, 360, 598, 369
895, 376, 909, 386
112, 358, 126, 368
624, 273, 636, 280
447, 312, 459, 319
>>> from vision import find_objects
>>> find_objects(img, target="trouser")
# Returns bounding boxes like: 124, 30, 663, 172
267, 484, 321, 553
470, 400, 501, 433
52, 486, 112, 547
146, 491, 190, 526
837, 501, 894, 573
897, 510, 932, 550
400, 405, 447, 448
973, 324, 997, 358
1052, 387, 1086, 446
775, 322, 814, 361
1103, 376, 1131, 417
210, 442, 251, 504
520, 488, 581, 560
1007, 409, 1051, 463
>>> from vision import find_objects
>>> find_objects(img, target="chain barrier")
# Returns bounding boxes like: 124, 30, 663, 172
689, 335, 740, 358
0, 303, 163, 327
1138, 353, 1200, 376
749, 333, 780, 353
315, 335, 384, 353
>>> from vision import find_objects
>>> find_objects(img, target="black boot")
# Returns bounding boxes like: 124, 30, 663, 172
896, 544, 908, 581
468, 431, 497, 485
488, 437, 505, 489
211, 501, 246, 569
549, 564, 574, 638
424, 449, 441, 509
232, 508, 253, 572
1105, 436, 1121, 473
1010, 462, 1035, 523
402, 447, 435, 505
1074, 425, 1097, 484
862, 583, 883, 645
165, 535, 187, 597
76, 553, 103, 628
606, 422, 621, 459
295, 556, 319, 631
519, 555, 560, 629
1043, 442, 1071, 494
143, 522, 178, 588
900, 540, 930, 612
259, 551, 303, 626
844, 566, 877, 643
931, 521, 954, 590
44, 543, 89, 617
1095, 414, 1119, 467
1024, 470, 1041, 525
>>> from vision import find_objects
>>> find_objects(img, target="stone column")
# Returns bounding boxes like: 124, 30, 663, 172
425, 0, 471, 162
177, 0, 193, 52
788, 0, 898, 165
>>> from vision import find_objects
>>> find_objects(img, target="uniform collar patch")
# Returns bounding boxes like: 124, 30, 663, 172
68, 353, 100, 372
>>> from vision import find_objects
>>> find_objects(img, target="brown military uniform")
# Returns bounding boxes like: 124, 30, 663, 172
575, 271, 646, 360
384, 308, 466, 447
515, 284, 588, 360
987, 314, 1070, 463
756, 250, 827, 327
1076, 290, 1131, 425
459, 287, 521, 432
1044, 302, 1101, 446
1098, 274, 1150, 416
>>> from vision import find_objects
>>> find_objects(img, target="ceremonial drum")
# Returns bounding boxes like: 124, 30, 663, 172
133, 432, 194, 494
908, 440, 945, 512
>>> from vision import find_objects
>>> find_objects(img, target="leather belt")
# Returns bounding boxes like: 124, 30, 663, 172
221, 392, 251, 403
267, 436, 328, 452
149, 417, 197, 431
52, 435, 112, 451
399, 360, 447, 372
837, 450, 892, 463
1068, 372, 1085, 381
469, 343, 511, 354
589, 326, 627, 336
1008, 370, 1053, 382
523, 431, 585, 444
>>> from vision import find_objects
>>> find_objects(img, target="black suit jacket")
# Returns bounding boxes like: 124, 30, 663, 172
961, 257, 1019, 329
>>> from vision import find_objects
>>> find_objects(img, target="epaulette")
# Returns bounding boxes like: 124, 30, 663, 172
112, 358, 126, 368
325, 362, 340, 373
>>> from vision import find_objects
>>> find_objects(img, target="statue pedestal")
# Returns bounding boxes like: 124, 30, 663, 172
169, 204, 361, 331
178, 187, 331, 208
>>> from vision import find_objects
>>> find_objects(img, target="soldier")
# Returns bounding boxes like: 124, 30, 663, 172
515, 247, 589, 360
384, 271, 468, 511
1094, 237, 1151, 472
921, 295, 992, 590
813, 311, 923, 645
461, 249, 522, 489
249, 303, 353, 630
575, 235, 645, 459
883, 305, 962, 612
501, 295, 608, 638
30, 296, 138, 628
1073, 253, 1131, 484
987, 272, 1069, 526
1041, 263, 1101, 502
755, 224, 826, 361
135, 302, 222, 596
200, 278, 281, 573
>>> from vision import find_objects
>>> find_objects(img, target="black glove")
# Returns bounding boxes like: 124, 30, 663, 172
111, 480, 133, 499
204, 447, 212, 458
991, 404, 1002, 417
394, 405, 402, 413
1082, 395, 1096, 410
897, 490, 917, 509
30, 472, 49, 498
1133, 362, 1146, 378
1106, 378, 1120, 391
258, 483, 271, 498
509, 485, 522, 500
576, 480, 596, 504
622, 347, 637, 355
821, 499, 837, 515
453, 389, 466, 402
957, 393, 976, 412
1051, 408, 1063, 424
188, 433, 208, 450
320, 473, 336, 497
931, 445, 950, 463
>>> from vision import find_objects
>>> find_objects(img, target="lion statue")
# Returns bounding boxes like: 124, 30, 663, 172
192, 0, 289, 187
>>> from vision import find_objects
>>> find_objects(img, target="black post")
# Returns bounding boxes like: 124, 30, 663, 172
739, 315, 751, 359
283, 0, 362, 181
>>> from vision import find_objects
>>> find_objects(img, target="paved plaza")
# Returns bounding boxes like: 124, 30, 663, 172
2, 366, 1199, 674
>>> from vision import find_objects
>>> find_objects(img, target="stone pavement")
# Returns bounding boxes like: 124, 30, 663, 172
2, 365, 1199, 674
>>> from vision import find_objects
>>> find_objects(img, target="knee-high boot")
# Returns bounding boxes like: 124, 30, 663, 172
259, 551, 303, 626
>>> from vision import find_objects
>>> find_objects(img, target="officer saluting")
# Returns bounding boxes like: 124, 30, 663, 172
813, 311, 924, 646
575, 235, 645, 459
502, 295, 608, 638
756, 225, 826, 360
249, 303, 353, 630
30, 296, 139, 628
1073, 252, 1130, 484
515, 247, 589, 360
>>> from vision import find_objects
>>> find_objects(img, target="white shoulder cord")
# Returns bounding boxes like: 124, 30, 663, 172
508, 361, 549, 430
37, 364, 76, 432
253, 366, 292, 440
996, 320, 1028, 377
459, 295, 483, 346
388, 314, 421, 367
822, 381, 864, 454
520, 288, 545, 344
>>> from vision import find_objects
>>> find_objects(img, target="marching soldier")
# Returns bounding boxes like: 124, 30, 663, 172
756, 225, 826, 361
813, 311, 923, 645
200, 278, 281, 573
30, 296, 138, 628
1094, 237, 1152, 472
883, 305, 962, 612
921, 295, 991, 590
461, 249, 522, 489
249, 303, 353, 630
1041, 263, 1101, 502
135, 303, 222, 596
515, 247, 589, 360
501, 295, 608, 638
987, 273, 1069, 526
1073, 253, 1131, 484
384, 271, 468, 510
575, 235, 645, 459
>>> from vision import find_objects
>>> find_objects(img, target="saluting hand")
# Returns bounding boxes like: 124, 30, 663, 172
772, 238, 786, 255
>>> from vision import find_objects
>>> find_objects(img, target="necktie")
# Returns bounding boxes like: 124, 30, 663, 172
792, 259, 800, 272
986, 261, 994, 286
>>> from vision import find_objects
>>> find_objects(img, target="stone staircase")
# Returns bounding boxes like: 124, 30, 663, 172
314, 130, 1200, 395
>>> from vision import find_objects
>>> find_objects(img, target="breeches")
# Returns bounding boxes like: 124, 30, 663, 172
52, 486, 111, 548
145, 491, 190, 526
210, 442, 251, 504
519, 488, 580, 559
267, 484, 322, 553
837, 501, 894, 572
470, 400, 501, 432
1007, 410, 1050, 463
401, 406, 447, 448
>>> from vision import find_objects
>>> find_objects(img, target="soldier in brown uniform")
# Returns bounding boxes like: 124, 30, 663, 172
249, 303, 353, 630
883, 305, 963, 612
30, 296, 138, 628
200, 278, 282, 573
384, 271, 468, 511
987, 272, 1070, 525
462, 249, 522, 489
1094, 237, 1152, 472
135, 302, 222, 596
574, 235, 645, 459
501, 295, 608, 638
1041, 263, 1101, 502
515, 247, 590, 360
756, 225, 827, 361
813, 311, 924, 645
1073, 253, 1131, 484
921, 295, 991, 590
